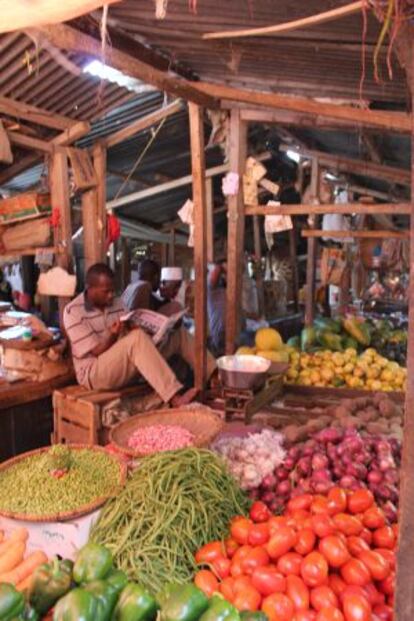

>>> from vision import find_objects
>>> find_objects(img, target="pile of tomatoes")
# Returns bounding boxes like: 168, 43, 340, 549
194, 489, 396, 621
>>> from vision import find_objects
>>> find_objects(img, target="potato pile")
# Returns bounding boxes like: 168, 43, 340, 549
283, 393, 403, 444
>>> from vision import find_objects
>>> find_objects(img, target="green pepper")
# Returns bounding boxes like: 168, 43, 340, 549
198, 596, 239, 621
53, 588, 98, 621
240, 613, 268, 621
84, 580, 118, 621
20, 604, 39, 621
29, 557, 73, 615
160, 585, 209, 621
106, 570, 128, 595
0, 584, 25, 621
113, 584, 158, 621
73, 544, 113, 584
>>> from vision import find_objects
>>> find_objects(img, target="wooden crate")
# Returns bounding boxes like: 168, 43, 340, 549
53, 384, 152, 445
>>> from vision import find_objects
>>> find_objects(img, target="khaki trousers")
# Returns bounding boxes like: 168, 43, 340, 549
161, 328, 217, 379
88, 329, 182, 403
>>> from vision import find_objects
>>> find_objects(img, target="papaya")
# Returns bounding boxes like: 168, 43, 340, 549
317, 330, 343, 351
342, 317, 371, 346
287, 335, 300, 349
301, 327, 316, 352
314, 316, 342, 334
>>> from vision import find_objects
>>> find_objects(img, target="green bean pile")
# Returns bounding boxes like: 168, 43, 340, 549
0, 449, 122, 517
91, 448, 249, 592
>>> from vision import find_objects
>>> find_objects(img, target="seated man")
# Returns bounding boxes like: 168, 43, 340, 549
64, 263, 198, 404
122, 259, 161, 312
154, 267, 184, 317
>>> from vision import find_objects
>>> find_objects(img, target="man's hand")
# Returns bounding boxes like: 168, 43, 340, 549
109, 319, 123, 337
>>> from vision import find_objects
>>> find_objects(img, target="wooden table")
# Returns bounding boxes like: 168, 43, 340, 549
0, 373, 73, 462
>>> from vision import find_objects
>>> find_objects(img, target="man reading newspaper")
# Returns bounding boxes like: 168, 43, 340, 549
64, 264, 215, 405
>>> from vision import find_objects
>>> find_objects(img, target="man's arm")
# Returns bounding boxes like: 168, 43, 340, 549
208, 264, 223, 288
90, 319, 123, 356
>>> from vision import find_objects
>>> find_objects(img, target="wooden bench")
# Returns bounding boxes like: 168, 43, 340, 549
53, 383, 153, 445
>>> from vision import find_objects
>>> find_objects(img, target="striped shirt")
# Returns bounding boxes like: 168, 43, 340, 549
64, 292, 125, 387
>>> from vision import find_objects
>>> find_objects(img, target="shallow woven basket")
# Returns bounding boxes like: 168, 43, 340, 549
109, 405, 224, 458
0, 444, 127, 523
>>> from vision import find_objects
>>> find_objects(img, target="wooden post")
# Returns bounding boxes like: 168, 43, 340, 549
81, 144, 107, 272
168, 227, 176, 265
120, 237, 131, 289
305, 158, 319, 326
395, 61, 414, 621
189, 102, 208, 391
206, 177, 214, 263
49, 149, 73, 324
253, 215, 265, 316
226, 109, 247, 353
289, 226, 300, 312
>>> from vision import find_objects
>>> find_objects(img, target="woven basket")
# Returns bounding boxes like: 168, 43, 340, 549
109, 405, 224, 458
0, 444, 127, 523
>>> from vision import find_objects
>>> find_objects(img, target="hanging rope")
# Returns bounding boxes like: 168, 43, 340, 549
114, 116, 167, 200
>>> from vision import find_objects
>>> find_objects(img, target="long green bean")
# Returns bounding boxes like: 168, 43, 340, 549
91, 448, 249, 593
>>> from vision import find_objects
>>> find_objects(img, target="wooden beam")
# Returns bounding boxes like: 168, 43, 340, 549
0, 96, 74, 131
206, 177, 214, 263
203, 1, 364, 40
0, 153, 39, 185
253, 215, 265, 316
94, 143, 107, 263
245, 203, 412, 216
279, 145, 411, 186
105, 100, 183, 149
36, 24, 217, 109
54, 121, 90, 146
238, 107, 369, 130
107, 151, 271, 210
302, 229, 409, 239
225, 109, 247, 354
7, 131, 53, 153
395, 42, 414, 621
168, 227, 176, 266
289, 227, 300, 312
193, 83, 412, 133
189, 102, 208, 391
82, 144, 107, 270
305, 158, 319, 327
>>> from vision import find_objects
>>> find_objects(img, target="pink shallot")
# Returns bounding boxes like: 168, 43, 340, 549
127, 424, 194, 454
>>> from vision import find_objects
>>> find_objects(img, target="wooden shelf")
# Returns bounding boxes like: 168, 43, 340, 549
301, 229, 409, 240
1, 246, 59, 258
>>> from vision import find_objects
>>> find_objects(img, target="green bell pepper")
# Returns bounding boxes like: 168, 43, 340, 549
0, 584, 25, 621
84, 580, 118, 621
105, 570, 128, 595
113, 583, 158, 621
160, 585, 209, 621
53, 588, 98, 621
240, 613, 268, 621
29, 557, 73, 615
198, 596, 239, 621
73, 544, 113, 584
20, 604, 39, 621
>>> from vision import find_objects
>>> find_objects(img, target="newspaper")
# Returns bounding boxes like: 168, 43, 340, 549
120, 308, 187, 346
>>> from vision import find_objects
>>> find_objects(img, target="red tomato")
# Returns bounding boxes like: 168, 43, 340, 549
234, 576, 253, 593
225, 537, 239, 559
327, 488, 348, 516
220, 577, 235, 602
262, 593, 294, 621
300, 552, 329, 588
375, 548, 395, 570
231, 517, 253, 545
358, 550, 390, 581
346, 537, 369, 557
319, 536, 350, 568
329, 575, 347, 598
241, 547, 270, 575
359, 529, 372, 546
333, 514, 362, 537
250, 501, 271, 523
291, 509, 311, 523
342, 593, 371, 621
287, 494, 313, 513
286, 575, 310, 611
340, 586, 367, 603
362, 583, 384, 607
233, 585, 262, 612
310, 586, 338, 611
315, 607, 344, 621
296, 529, 316, 556
233, 546, 253, 563
347, 490, 374, 515
372, 526, 395, 550
194, 570, 219, 597
392, 523, 398, 538
277, 553, 303, 577
312, 515, 336, 538
251, 566, 286, 596
267, 527, 298, 560
378, 572, 395, 596
362, 507, 386, 530
211, 557, 231, 580
195, 541, 225, 564
295, 612, 317, 621
372, 604, 393, 620
249, 523, 270, 546
341, 559, 371, 587
311, 497, 330, 515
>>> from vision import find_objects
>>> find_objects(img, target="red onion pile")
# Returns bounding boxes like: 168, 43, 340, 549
251, 428, 401, 523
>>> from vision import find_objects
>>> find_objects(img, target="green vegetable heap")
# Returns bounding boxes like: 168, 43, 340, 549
0, 447, 122, 517
91, 448, 249, 592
